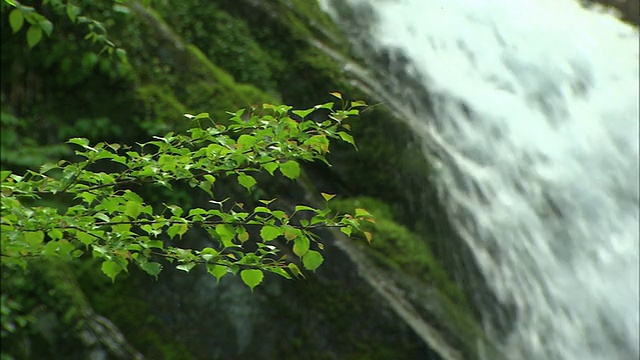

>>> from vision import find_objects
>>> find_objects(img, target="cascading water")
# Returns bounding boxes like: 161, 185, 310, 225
321, 0, 639, 359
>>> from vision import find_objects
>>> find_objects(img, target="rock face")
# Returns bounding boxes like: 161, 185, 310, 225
106, 236, 440, 360
587, 0, 639, 25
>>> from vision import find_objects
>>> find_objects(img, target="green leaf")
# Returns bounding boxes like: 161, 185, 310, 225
306, 135, 330, 153
39, 163, 57, 173
48, 228, 63, 241
124, 201, 142, 219
240, 269, 264, 291
132, 224, 151, 237
271, 210, 288, 221
199, 180, 213, 196
254, 206, 272, 214
279, 160, 300, 180
9, 9, 24, 33
228, 264, 240, 275
237, 173, 256, 191
112, 222, 132, 235
167, 204, 183, 217
200, 247, 219, 262
293, 236, 310, 257
262, 162, 278, 175
350, 100, 368, 108
115, 48, 127, 62
110, 155, 127, 165
176, 262, 196, 273
340, 227, 352, 237
237, 134, 256, 149
215, 224, 235, 247
26, 25, 43, 48
167, 223, 188, 239
101, 260, 125, 282
127, 244, 143, 251
66, 4, 81, 23
67, 137, 90, 147
140, 261, 162, 278
25, 231, 44, 247
329, 92, 343, 100
58, 241, 75, 257
320, 193, 336, 202
0, 170, 11, 182
207, 264, 227, 282
291, 108, 315, 119
310, 215, 326, 225
203, 174, 216, 185
314, 102, 334, 110
43, 241, 59, 256
283, 228, 299, 241
302, 250, 324, 271
236, 227, 249, 243
355, 208, 372, 218
238, 253, 260, 266
194, 112, 210, 120
294, 205, 317, 212
147, 240, 164, 249
337, 132, 356, 148
38, 19, 53, 37
288, 263, 304, 278
70, 202, 91, 215
189, 208, 207, 218
76, 231, 95, 246
260, 225, 282, 241
99, 197, 119, 214
266, 266, 292, 279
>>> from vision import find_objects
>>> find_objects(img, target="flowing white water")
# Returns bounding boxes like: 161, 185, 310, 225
321, 0, 639, 359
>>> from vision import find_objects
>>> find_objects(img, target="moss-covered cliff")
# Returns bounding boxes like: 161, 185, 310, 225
1, 1, 486, 359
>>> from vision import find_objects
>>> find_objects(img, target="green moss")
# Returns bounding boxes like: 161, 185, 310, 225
136, 85, 188, 134
267, 275, 427, 360
107, 3, 276, 126
330, 196, 490, 358
176, 44, 275, 121
331, 197, 456, 294
204, 0, 358, 108
77, 262, 202, 360
3, 258, 202, 360
2, 1, 491, 358
277, 0, 346, 41
152, 1, 282, 91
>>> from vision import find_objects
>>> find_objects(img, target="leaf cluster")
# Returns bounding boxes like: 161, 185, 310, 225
1, 98, 373, 293
4, 0, 127, 59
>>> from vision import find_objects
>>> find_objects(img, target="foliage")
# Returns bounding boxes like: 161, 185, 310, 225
1, 97, 372, 291
331, 196, 468, 301
1, 0, 277, 175
2, 0, 126, 56
153, 0, 280, 91
1, 1, 452, 358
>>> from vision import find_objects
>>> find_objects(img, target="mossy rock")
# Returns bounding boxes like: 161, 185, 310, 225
77, 259, 202, 360
330, 196, 491, 358
117, 5, 276, 124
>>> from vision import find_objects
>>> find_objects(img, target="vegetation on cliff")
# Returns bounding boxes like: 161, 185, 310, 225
1, 1, 483, 359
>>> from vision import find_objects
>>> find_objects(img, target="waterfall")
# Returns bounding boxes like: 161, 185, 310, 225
321, 0, 640, 359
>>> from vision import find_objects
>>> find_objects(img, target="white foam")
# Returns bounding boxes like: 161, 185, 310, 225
322, 0, 639, 358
